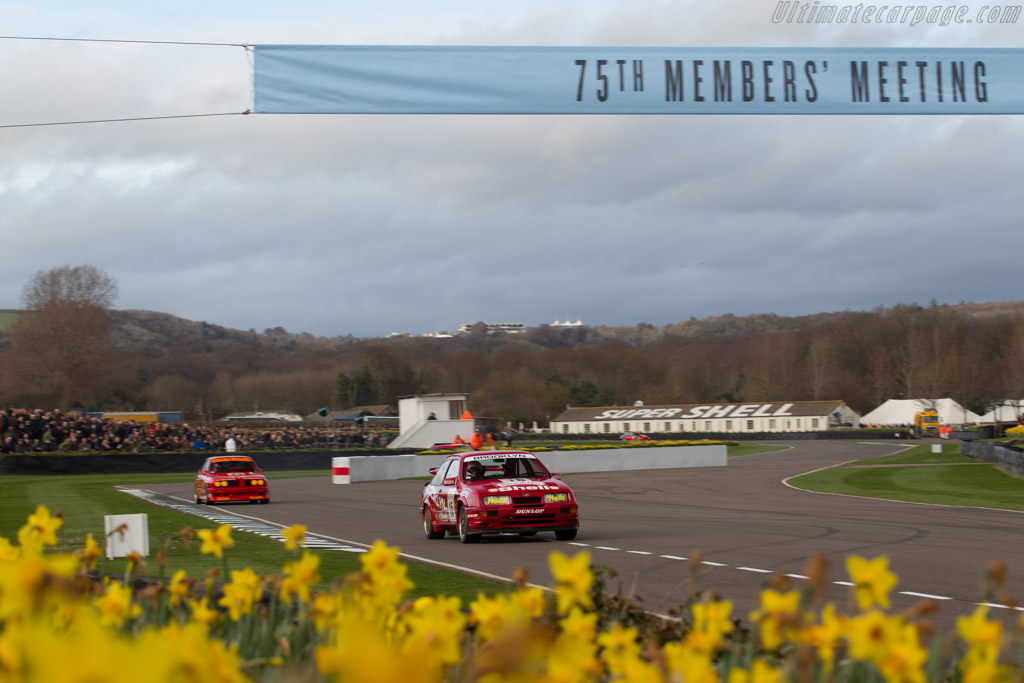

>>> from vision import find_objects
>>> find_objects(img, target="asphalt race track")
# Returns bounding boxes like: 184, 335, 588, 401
139, 441, 1024, 631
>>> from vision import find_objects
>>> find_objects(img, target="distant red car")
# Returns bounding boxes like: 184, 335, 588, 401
619, 432, 652, 441
195, 455, 269, 505
421, 450, 579, 543
426, 442, 469, 451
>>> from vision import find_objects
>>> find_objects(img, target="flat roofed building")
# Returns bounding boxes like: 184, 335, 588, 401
551, 400, 860, 435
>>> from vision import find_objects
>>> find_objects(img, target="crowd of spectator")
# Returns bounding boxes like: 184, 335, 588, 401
0, 408, 394, 454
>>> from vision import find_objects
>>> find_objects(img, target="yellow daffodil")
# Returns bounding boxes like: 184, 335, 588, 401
317, 616, 440, 683
728, 659, 782, 683
545, 632, 602, 683
75, 533, 103, 570
167, 569, 190, 608
359, 540, 414, 608
687, 599, 734, 653
665, 641, 719, 683
400, 595, 466, 665
311, 593, 342, 632
92, 581, 141, 628
560, 606, 599, 642
0, 537, 20, 563
188, 597, 219, 625
197, 524, 234, 559
470, 592, 525, 641
848, 610, 901, 665
750, 589, 800, 651
17, 505, 62, 553
218, 567, 261, 621
958, 605, 1004, 680
799, 602, 846, 672
282, 524, 307, 551
958, 605, 1002, 656
596, 623, 642, 675
846, 555, 898, 610
549, 551, 594, 614
878, 621, 927, 683
280, 551, 321, 604
510, 585, 547, 619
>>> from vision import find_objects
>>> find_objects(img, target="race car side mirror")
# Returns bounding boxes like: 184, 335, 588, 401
428, 468, 438, 475
551, 473, 561, 479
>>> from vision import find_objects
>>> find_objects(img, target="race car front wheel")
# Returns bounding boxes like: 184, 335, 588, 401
457, 506, 480, 544
423, 506, 444, 539
555, 529, 578, 541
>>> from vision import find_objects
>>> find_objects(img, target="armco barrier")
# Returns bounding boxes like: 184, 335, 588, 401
963, 441, 1024, 478
0, 449, 407, 475
333, 445, 726, 483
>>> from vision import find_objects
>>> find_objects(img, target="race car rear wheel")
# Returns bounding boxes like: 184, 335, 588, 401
457, 505, 480, 544
555, 529, 578, 541
423, 505, 444, 539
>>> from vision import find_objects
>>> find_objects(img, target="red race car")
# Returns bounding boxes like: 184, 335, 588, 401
421, 450, 579, 543
619, 432, 652, 441
194, 455, 269, 505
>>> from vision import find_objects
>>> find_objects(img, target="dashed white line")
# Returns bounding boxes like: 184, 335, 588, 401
596, 546, 620, 551
627, 550, 653, 555
834, 581, 856, 587
569, 542, 591, 547
785, 573, 810, 580
660, 555, 688, 561
737, 567, 772, 573
977, 602, 1024, 611
702, 561, 727, 567
900, 591, 953, 600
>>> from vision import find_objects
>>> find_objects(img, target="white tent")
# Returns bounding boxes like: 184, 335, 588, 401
977, 401, 1024, 423
860, 398, 982, 426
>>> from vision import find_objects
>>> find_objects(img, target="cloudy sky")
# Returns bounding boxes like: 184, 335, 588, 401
1, 1, 1021, 338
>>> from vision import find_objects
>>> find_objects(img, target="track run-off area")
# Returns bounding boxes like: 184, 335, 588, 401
134, 440, 1024, 632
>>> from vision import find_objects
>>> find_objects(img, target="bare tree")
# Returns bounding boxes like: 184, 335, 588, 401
8, 265, 118, 408
22, 264, 118, 311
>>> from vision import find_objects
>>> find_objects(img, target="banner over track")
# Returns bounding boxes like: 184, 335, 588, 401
253, 45, 1024, 115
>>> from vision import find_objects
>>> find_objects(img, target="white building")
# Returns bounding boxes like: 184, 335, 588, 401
550, 400, 860, 435
457, 322, 525, 334
387, 393, 474, 449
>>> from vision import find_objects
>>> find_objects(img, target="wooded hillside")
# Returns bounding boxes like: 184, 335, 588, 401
1, 301, 1022, 425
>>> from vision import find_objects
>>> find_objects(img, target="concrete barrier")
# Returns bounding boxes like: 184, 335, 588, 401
335, 445, 726, 483
963, 441, 1024, 478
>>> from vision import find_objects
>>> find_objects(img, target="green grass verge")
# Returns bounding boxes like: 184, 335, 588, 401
0, 470, 502, 602
789, 443, 1024, 511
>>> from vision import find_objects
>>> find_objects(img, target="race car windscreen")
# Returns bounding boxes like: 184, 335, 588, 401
463, 455, 550, 480
212, 460, 257, 474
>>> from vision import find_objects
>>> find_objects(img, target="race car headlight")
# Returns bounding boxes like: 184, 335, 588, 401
248, 479, 265, 486
544, 493, 569, 503
483, 495, 511, 505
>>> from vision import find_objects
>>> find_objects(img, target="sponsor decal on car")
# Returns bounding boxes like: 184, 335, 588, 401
464, 453, 537, 462
492, 484, 561, 492
515, 508, 545, 514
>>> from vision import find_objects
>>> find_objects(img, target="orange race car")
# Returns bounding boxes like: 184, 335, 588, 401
194, 455, 269, 505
